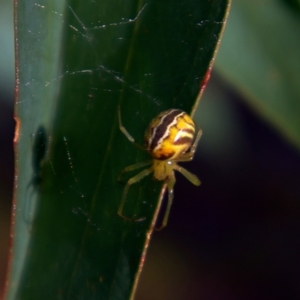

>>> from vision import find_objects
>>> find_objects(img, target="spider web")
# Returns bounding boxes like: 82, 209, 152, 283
18, 2, 163, 230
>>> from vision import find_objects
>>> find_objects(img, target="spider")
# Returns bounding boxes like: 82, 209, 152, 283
118, 107, 202, 229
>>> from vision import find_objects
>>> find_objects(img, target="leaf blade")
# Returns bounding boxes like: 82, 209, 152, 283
6, 1, 230, 299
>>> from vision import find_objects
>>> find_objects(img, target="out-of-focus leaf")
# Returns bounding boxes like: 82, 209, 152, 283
215, 0, 300, 149
0, 0, 14, 98
5, 0, 230, 299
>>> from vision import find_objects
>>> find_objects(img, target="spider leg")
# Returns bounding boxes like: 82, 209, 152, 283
118, 167, 153, 220
155, 174, 176, 231
190, 126, 203, 153
118, 105, 145, 150
118, 160, 152, 182
173, 164, 201, 186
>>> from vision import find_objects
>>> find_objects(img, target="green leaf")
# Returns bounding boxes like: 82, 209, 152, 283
6, 0, 230, 299
215, 0, 300, 149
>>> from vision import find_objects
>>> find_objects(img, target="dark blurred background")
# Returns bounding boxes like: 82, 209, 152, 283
136, 74, 300, 299
1, 0, 300, 299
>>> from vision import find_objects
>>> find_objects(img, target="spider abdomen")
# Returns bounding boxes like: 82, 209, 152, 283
145, 109, 195, 160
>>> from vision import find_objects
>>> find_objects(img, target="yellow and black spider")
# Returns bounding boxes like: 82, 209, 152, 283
118, 107, 202, 229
